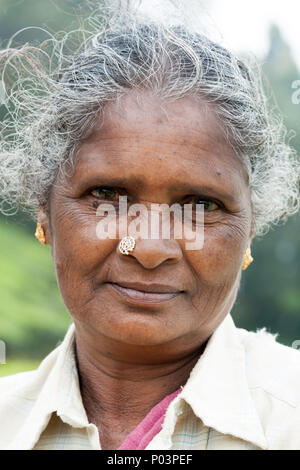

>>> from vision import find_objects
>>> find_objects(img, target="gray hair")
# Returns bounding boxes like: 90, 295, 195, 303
0, 4, 299, 237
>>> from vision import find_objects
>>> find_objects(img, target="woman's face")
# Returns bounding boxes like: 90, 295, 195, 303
43, 92, 253, 362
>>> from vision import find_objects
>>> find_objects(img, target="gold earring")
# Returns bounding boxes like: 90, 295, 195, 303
35, 223, 46, 245
242, 247, 253, 270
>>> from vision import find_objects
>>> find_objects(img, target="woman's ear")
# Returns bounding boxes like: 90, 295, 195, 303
36, 204, 52, 246
249, 217, 256, 245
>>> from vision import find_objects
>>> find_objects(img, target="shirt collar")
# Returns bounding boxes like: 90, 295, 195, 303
161, 314, 268, 449
8, 323, 89, 450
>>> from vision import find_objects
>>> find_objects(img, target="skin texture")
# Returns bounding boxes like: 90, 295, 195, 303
39, 91, 253, 449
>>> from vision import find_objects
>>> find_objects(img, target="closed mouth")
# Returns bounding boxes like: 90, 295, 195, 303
106, 282, 183, 305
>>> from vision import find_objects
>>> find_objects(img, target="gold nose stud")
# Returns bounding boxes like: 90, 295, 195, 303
119, 236, 136, 255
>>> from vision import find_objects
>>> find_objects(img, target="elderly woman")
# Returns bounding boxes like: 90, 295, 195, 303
0, 8, 299, 451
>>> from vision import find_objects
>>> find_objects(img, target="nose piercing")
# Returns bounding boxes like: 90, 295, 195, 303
119, 236, 136, 255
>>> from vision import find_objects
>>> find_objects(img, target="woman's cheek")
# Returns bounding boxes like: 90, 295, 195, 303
186, 222, 246, 285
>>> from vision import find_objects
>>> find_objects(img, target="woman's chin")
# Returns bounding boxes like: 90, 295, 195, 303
81, 308, 187, 348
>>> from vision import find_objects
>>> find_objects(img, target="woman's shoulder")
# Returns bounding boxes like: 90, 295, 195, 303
0, 324, 75, 400
0, 343, 61, 403
237, 325, 300, 407
0, 345, 63, 449
0, 368, 40, 396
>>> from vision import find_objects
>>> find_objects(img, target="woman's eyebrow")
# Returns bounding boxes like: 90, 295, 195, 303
76, 175, 238, 203
169, 183, 238, 204
75, 175, 144, 191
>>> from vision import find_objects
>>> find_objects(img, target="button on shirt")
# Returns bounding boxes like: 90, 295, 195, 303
0, 313, 300, 450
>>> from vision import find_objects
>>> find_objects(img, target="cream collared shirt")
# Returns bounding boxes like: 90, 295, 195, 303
0, 314, 300, 450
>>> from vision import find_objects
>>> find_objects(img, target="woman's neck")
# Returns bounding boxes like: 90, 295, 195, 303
74, 329, 206, 448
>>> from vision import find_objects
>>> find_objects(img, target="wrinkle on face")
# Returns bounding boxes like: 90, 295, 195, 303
47, 90, 253, 360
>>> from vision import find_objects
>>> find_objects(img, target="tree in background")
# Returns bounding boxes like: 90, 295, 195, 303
231, 25, 300, 345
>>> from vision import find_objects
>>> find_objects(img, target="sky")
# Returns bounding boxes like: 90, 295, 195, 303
140, 0, 300, 68
209, 0, 300, 67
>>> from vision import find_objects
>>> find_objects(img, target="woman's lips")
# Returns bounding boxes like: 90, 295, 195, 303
106, 282, 182, 305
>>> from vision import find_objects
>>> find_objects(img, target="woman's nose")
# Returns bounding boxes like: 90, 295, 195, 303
118, 238, 183, 269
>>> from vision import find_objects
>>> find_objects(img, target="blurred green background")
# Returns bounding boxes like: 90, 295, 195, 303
0, 0, 299, 377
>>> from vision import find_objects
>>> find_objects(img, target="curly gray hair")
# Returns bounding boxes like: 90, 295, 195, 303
0, 4, 299, 237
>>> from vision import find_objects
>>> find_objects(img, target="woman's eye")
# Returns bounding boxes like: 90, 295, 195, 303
193, 198, 219, 212
90, 187, 120, 200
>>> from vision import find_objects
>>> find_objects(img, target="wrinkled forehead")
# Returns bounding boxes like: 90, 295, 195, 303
74, 91, 248, 183
84, 90, 229, 151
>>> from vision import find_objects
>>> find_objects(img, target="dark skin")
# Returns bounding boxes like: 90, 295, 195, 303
39, 91, 254, 449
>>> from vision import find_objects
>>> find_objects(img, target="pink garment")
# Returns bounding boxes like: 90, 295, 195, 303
118, 388, 182, 450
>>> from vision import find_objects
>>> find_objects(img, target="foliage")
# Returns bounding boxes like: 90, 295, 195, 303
0, 358, 41, 377
0, 217, 71, 359
231, 25, 300, 346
